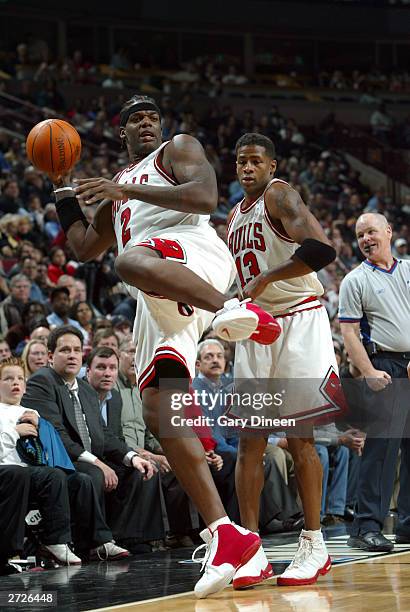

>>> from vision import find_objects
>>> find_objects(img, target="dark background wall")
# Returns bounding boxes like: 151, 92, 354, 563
2, 0, 410, 36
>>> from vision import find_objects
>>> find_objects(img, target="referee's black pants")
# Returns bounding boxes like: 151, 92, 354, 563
351, 354, 410, 536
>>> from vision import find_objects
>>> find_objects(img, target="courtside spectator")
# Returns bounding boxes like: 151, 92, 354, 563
22, 326, 166, 553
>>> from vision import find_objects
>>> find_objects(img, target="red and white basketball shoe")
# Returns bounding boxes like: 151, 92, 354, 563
212, 299, 281, 345
193, 523, 261, 599
232, 543, 274, 589
277, 530, 331, 586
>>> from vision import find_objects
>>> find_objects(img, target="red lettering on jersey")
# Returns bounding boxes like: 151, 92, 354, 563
235, 252, 261, 288
241, 224, 248, 251
140, 174, 148, 184
233, 227, 243, 255
246, 223, 253, 249
121, 207, 131, 247
253, 223, 266, 251
235, 256, 245, 287
229, 223, 266, 258
242, 251, 261, 285
228, 233, 234, 254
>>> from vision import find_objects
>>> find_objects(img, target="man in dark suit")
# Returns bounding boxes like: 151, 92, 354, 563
22, 326, 165, 555
85, 345, 166, 550
85, 346, 124, 439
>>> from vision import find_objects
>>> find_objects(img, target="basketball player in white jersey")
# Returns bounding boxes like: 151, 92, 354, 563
223, 133, 344, 588
50, 97, 280, 599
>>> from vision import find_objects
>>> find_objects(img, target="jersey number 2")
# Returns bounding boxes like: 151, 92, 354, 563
235, 252, 261, 288
120, 174, 149, 247
121, 208, 131, 247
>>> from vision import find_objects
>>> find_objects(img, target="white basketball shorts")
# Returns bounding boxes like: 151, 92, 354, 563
126, 225, 236, 392
231, 299, 346, 426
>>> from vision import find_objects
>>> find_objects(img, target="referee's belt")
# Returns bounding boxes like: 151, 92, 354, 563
365, 342, 410, 361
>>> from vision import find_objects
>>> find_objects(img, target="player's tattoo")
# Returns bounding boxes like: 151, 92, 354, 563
272, 184, 304, 220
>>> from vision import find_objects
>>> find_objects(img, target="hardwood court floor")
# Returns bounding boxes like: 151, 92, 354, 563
91, 550, 410, 612
2, 530, 409, 611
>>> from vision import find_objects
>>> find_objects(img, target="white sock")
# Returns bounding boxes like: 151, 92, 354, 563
302, 529, 322, 539
208, 516, 231, 532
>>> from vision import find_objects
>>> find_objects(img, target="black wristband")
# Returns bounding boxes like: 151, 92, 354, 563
292, 238, 336, 271
55, 197, 89, 234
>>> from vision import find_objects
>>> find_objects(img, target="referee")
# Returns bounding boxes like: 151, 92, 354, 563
339, 212, 410, 552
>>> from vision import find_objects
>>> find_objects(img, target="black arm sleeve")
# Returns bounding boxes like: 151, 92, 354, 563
292, 238, 336, 271
55, 196, 89, 234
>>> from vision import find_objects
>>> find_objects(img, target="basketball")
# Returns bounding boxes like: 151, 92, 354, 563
26, 119, 82, 177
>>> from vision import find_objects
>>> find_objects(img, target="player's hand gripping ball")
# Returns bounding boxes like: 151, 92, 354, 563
26, 119, 81, 179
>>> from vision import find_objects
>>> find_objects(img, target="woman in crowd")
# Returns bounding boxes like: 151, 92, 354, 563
21, 338, 48, 377
70, 300, 94, 347
47, 246, 68, 285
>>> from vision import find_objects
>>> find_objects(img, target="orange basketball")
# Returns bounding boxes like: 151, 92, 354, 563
26, 119, 81, 177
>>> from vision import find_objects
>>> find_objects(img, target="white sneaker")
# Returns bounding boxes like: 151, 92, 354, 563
233, 544, 274, 589
193, 523, 260, 599
277, 530, 331, 586
41, 544, 82, 565
212, 299, 281, 345
90, 541, 131, 561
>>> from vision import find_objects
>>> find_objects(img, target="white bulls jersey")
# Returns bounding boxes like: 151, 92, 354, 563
227, 178, 324, 314
112, 141, 210, 254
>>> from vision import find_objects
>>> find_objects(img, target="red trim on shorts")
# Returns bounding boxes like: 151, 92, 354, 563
138, 346, 190, 392
154, 144, 178, 186
295, 296, 317, 307
288, 402, 342, 423
228, 401, 343, 434
275, 304, 323, 319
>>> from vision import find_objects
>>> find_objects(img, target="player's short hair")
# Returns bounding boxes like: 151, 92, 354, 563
235, 133, 276, 159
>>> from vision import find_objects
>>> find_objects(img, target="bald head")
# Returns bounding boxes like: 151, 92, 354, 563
356, 213, 389, 231
356, 212, 392, 263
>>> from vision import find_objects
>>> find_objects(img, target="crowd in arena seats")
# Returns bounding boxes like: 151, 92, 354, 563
2, 32, 410, 100
0, 70, 409, 573
317, 68, 410, 95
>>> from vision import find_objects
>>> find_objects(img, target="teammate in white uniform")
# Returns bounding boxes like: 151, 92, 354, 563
224, 133, 343, 589
50, 97, 280, 599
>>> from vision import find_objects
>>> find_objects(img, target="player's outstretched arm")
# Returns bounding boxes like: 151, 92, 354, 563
74, 135, 218, 215
243, 183, 336, 299
53, 176, 116, 262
